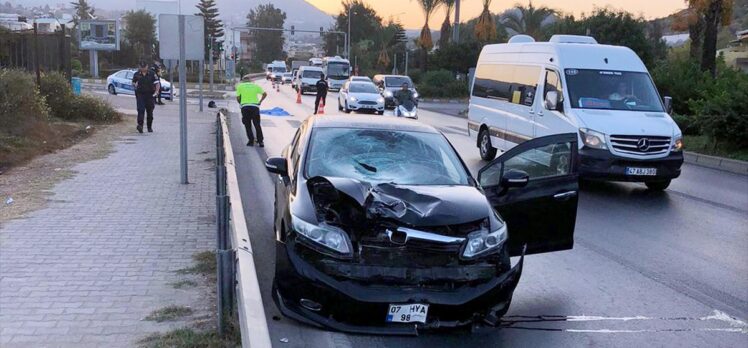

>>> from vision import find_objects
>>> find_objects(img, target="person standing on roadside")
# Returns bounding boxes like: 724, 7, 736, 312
132, 60, 160, 133
236, 75, 268, 147
313, 73, 328, 115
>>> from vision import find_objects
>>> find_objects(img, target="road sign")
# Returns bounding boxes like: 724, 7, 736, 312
158, 14, 205, 60
79, 20, 120, 51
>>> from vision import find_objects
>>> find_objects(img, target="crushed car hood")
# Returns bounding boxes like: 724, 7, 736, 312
308, 176, 490, 227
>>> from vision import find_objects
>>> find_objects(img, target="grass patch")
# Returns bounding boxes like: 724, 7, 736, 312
684, 135, 748, 162
171, 280, 198, 289
139, 311, 242, 348
145, 305, 194, 322
175, 251, 216, 276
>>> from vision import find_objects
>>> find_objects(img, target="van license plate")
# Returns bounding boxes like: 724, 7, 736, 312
626, 167, 657, 176
386, 303, 428, 323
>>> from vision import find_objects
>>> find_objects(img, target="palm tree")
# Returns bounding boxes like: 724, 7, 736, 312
439, 0, 456, 48
416, 0, 441, 69
501, 1, 557, 40
474, 0, 497, 42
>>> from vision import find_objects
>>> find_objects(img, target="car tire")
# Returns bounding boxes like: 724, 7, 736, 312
479, 128, 497, 161
338, 100, 343, 111
108, 84, 116, 95
645, 180, 671, 191
344, 102, 351, 114
377, 111, 384, 115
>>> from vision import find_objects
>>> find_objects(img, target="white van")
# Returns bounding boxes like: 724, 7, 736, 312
296, 66, 324, 95
467, 35, 684, 190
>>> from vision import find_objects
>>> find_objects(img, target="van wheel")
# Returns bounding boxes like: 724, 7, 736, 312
645, 180, 671, 191
479, 128, 497, 161
108, 84, 116, 95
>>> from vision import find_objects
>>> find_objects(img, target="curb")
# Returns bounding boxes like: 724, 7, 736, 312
684, 151, 748, 175
218, 111, 272, 348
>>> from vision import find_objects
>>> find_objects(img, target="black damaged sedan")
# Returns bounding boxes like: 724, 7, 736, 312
265, 115, 579, 335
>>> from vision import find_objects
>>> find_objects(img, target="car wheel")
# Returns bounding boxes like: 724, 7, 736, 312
108, 84, 116, 95
479, 128, 497, 161
645, 180, 671, 191
338, 100, 343, 111
377, 111, 384, 115
344, 102, 351, 114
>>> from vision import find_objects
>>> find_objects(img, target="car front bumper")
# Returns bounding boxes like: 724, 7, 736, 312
273, 239, 523, 335
579, 148, 684, 182
348, 101, 384, 112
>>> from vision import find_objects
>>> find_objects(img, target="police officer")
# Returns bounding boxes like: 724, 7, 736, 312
151, 61, 164, 105
236, 75, 268, 147
313, 73, 328, 115
132, 61, 160, 133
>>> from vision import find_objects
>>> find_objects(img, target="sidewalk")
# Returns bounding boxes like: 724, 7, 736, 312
0, 101, 217, 347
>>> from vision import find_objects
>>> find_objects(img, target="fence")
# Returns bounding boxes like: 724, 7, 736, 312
0, 26, 72, 83
215, 111, 272, 347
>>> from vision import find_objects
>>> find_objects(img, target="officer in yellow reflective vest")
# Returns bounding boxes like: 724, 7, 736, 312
236, 76, 268, 147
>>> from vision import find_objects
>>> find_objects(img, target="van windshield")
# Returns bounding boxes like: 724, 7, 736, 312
565, 69, 664, 112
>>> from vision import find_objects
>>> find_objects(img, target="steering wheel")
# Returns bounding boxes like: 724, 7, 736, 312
622, 96, 641, 108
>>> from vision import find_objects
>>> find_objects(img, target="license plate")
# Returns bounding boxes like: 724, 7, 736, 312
386, 303, 428, 323
626, 167, 657, 176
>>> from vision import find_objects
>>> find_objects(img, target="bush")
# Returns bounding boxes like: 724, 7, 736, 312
689, 65, 748, 148
0, 69, 50, 135
418, 69, 469, 99
651, 56, 709, 116
38, 71, 119, 122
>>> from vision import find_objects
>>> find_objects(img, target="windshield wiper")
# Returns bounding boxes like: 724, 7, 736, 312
355, 161, 377, 172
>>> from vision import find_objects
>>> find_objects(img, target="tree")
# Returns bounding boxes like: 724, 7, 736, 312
501, 1, 557, 40
416, 0, 441, 70
474, 0, 497, 42
70, 0, 94, 29
195, 0, 224, 60
550, 9, 667, 68
673, 1, 734, 76
334, 0, 383, 56
122, 10, 156, 59
439, 0, 455, 48
246, 4, 286, 64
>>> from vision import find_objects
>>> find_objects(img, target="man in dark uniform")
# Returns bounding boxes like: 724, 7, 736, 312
132, 61, 160, 133
151, 61, 164, 105
313, 73, 328, 115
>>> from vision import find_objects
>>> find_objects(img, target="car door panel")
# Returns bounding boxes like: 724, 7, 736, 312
478, 133, 578, 256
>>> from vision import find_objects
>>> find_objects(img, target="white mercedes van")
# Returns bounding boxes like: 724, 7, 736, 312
467, 35, 684, 190
296, 66, 324, 95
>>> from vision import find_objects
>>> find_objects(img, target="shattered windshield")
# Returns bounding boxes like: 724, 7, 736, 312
306, 128, 469, 186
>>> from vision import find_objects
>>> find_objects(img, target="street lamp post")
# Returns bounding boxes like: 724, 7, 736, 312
347, 6, 352, 59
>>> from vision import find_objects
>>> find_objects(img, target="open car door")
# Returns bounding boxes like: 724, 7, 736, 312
477, 133, 579, 256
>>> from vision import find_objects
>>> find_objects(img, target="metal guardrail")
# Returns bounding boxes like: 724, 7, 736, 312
216, 111, 272, 347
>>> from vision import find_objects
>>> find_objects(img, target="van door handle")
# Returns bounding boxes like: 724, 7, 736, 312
553, 191, 577, 200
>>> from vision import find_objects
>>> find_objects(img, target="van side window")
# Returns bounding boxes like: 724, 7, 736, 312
512, 65, 540, 107
543, 70, 563, 107
472, 64, 540, 107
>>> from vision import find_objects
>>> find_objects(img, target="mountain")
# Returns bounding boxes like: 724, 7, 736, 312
11, 0, 334, 32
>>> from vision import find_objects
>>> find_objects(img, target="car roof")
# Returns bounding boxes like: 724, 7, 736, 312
308, 115, 439, 133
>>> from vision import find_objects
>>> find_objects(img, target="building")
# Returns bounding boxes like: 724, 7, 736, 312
238, 30, 255, 62
0, 13, 32, 31
717, 29, 748, 73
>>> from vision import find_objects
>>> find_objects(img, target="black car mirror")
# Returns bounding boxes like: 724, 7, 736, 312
501, 169, 530, 189
663, 96, 673, 114
265, 157, 288, 176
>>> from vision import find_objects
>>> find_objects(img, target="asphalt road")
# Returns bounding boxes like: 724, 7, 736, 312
225, 80, 748, 347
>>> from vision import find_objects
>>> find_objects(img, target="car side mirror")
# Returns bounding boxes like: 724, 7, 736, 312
265, 157, 288, 176
663, 96, 673, 114
500, 169, 530, 189
545, 91, 560, 111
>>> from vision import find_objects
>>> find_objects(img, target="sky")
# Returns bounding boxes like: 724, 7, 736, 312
307, 0, 688, 29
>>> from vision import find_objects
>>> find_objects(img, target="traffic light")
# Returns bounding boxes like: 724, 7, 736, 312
320, 27, 324, 37
291, 25, 295, 35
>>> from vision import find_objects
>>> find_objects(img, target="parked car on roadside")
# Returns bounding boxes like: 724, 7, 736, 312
265, 115, 579, 335
338, 81, 385, 114
373, 74, 419, 109
468, 34, 683, 190
106, 69, 172, 100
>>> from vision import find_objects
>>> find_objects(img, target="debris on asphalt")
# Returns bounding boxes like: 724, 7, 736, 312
5, 197, 13, 205
279, 337, 289, 343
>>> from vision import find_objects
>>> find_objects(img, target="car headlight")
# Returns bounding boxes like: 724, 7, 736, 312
579, 128, 608, 150
384, 90, 393, 97
462, 223, 507, 259
349, 96, 358, 102
412, 91, 419, 99
377, 97, 385, 103
672, 135, 683, 152
291, 214, 352, 256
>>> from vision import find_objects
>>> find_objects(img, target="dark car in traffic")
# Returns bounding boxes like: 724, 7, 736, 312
265, 115, 579, 335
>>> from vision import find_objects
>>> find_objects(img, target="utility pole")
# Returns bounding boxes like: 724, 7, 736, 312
347, 6, 351, 59
209, 35, 214, 92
